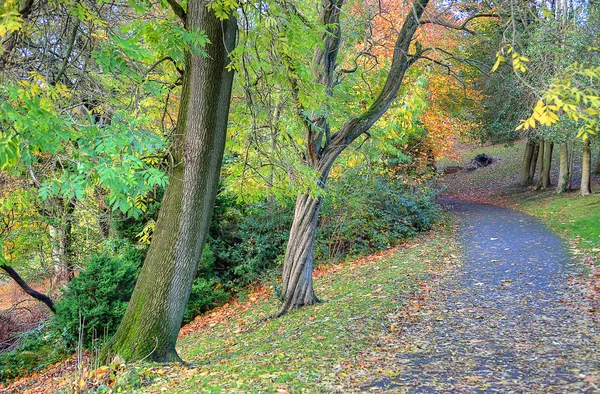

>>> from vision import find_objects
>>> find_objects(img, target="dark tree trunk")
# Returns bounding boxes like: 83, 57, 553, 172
594, 152, 600, 175
277, 0, 430, 316
542, 141, 553, 189
277, 194, 322, 316
101, 5, 237, 363
581, 141, 592, 196
1, 265, 56, 313
527, 141, 540, 185
520, 139, 535, 186
556, 142, 570, 193
535, 141, 545, 190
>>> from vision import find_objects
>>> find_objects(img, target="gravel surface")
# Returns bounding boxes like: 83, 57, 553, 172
364, 200, 600, 393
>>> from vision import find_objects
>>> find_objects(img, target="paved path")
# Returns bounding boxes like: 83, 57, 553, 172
365, 200, 599, 392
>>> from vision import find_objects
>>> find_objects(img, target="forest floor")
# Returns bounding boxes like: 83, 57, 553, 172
3, 140, 600, 393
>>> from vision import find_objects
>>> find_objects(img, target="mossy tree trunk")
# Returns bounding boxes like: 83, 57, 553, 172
520, 139, 535, 186
101, 4, 237, 363
556, 142, 570, 193
542, 141, 553, 189
277, 0, 429, 316
581, 141, 592, 196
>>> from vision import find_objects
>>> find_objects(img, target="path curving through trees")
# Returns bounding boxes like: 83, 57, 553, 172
364, 200, 599, 392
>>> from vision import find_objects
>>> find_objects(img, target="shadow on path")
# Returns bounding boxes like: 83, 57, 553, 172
363, 199, 599, 392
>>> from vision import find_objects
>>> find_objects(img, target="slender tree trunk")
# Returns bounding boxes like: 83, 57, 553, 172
542, 141, 553, 189
556, 142, 570, 193
527, 141, 540, 184
277, 194, 322, 316
520, 139, 535, 185
1, 265, 56, 313
48, 198, 75, 283
101, 6, 237, 363
581, 141, 592, 196
535, 141, 545, 190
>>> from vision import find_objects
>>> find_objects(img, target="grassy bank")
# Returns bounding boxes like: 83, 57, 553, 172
6, 226, 460, 393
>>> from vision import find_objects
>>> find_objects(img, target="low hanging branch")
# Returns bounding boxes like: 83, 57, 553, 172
165, 0, 187, 24
0, 265, 56, 313
420, 12, 500, 34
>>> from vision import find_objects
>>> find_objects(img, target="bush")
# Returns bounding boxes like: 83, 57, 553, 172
209, 198, 293, 292
316, 170, 442, 261
0, 326, 68, 383
52, 243, 143, 348
182, 245, 230, 324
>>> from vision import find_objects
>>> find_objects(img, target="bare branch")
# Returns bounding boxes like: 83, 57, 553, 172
166, 0, 186, 24
420, 12, 499, 34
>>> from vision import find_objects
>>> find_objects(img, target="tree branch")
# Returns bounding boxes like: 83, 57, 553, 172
1, 265, 56, 313
420, 12, 499, 34
166, 0, 186, 24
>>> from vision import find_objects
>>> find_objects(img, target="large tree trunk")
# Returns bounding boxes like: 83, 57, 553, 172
542, 141, 553, 189
535, 141, 545, 190
556, 142, 570, 193
527, 141, 540, 185
1, 265, 56, 313
581, 141, 592, 196
277, 194, 322, 316
101, 5, 237, 363
520, 139, 535, 186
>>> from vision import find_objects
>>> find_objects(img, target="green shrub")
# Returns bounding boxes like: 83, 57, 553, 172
52, 243, 143, 348
0, 327, 68, 383
182, 245, 230, 324
316, 171, 441, 261
209, 199, 293, 292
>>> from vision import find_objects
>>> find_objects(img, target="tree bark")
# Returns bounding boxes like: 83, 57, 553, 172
0, 264, 56, 313
101, 5, 237, 363
527, 141, 540, 185
520, 139, 535, 185
556, 142, 570, 193
581, 141, 592, 196
277, 194, 321, 316
535, 141, 545, 190
542, 141, 553, 189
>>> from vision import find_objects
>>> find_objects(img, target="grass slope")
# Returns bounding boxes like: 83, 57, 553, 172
5, 226, 460, 393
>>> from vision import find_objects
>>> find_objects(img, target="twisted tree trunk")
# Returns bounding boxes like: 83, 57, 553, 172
277, 194, 322, 316
101, 4, 237, 363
